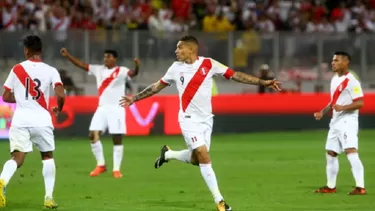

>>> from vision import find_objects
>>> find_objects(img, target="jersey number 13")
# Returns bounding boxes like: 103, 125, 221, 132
25, 77, 42, 100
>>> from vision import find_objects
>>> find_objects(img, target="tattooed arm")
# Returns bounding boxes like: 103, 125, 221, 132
231, 72, 266, 85
133, 81, 168, 102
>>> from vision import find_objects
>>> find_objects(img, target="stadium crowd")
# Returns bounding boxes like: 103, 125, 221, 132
1, 0, 375, 34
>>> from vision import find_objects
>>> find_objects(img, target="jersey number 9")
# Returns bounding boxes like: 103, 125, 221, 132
25, 77, 42, 100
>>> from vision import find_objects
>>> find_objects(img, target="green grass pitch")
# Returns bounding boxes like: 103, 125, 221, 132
0, 130, 374, 211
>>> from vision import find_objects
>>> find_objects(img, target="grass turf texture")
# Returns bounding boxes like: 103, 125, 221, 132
0, 130, 374, 211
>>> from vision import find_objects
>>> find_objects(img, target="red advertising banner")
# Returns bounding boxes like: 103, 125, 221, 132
48, 93, 375, 135
1, 94, 374, 137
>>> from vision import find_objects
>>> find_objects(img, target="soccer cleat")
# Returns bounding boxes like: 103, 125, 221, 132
154, 145, 171, 169
348, 187, 367, 195
113, 171, 123, 178
216, 200, 232, 211
314, 186, 336, 193
0, 179, 6, 208
89, 165, 107, 177
44, 197, 58, 209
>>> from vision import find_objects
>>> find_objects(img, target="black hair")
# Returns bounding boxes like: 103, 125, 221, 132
23, 35, 42, 53
334, 51, 351, 63
104, 49, 118, 58
180, 35, 199, 46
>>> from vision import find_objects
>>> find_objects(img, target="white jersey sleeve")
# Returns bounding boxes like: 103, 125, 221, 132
160, 63, 176, 86
51, 68, 63, 88
348, 79, 364, 101
3, 68, 16, 91
88, 64, 102, 77
119, 66, 130, 79
210, 59, 235, 79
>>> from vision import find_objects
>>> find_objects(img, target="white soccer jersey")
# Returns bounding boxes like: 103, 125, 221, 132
88, 65, 130, 106
330, 72, 364, 127
160, 57, 234, 122
3, 59, 63, 127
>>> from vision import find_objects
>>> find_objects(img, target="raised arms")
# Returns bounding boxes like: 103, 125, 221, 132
128, 58, 140, 78
60, 48, 89, 71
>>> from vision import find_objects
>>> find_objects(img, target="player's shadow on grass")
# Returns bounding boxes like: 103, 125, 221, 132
6, 201, 42, 210
144, 199, 209, 210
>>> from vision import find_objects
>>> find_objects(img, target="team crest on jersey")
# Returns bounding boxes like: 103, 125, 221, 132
200, 67, 207, 75
338, 84, 343, 92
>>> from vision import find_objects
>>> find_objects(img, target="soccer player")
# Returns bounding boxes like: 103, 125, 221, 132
60, 48, 139, 178
120, 36, 281, 211
0, 35, 65, 208
314, 51, 366, 195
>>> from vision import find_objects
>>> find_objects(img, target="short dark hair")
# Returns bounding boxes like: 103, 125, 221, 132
104, 49, 118, 58
23, 35, 42, 53
334, 51, 351, 62
180, 35, 199, 46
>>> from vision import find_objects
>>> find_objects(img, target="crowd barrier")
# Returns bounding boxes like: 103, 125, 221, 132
1, 94, 374, 138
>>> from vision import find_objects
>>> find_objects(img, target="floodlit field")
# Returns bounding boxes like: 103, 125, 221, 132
0, 130, 374, 211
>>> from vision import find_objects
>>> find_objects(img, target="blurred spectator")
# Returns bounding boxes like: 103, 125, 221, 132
59, 69, 83, 96
0, 0, 375, 34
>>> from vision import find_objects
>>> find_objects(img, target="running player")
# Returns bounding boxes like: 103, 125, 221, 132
0, 35, 65, 208
120, 35, 281, 211
60, 48, 139, 178
314, 51, 366, 195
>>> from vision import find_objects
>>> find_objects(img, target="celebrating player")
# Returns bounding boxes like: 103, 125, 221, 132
314, 51, 366, 195
120, 36, 281, 211
0, 35, 65, 208
60, 48, 139, 178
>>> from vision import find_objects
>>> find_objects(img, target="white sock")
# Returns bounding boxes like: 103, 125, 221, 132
0, 160, 17, 185
347, 153, 365, 188
113, 145, 123, 171
199, 163, 224, 204
42, 159, 56, 199
91, 141, 105, 166
165, 149, 192, 163
326, 154, 339, 189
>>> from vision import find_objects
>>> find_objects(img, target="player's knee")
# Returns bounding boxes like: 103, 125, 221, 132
40, 151, 53, 160
89, 131, 100, 142
112, 134, 122, 145
327, 150, 338, 157
344, 148, 357, 155
190, 153, 199, 166
11, 153, 25, 168
193, 145, 211, 164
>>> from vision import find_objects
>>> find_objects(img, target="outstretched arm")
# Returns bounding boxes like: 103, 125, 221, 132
231, 71, 266, 85
120, 80, 168, 107
60, 48, 89, 71
133, 81, 167, 102
231, 71, 282, 91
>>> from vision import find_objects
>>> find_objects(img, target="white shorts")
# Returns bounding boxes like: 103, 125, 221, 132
89, 106, 126, 134
325, 121, 358, 154
180, 118, 213, 151
9, 126, 55, 153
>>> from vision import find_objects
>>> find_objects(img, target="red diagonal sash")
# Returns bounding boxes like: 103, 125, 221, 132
181, 59, 212, 112
13, 64, 48, 110
331, 78, 349, 105
98, 67, 121, 97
